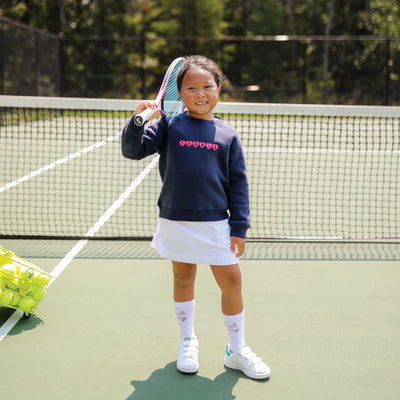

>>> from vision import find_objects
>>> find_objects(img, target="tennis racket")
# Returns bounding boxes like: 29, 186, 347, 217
134, 57, 185, 126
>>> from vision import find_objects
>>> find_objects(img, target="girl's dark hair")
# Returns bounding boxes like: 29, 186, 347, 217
176, 55, 225, 92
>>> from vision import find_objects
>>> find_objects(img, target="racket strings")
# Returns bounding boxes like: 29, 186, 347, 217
162, 66, 183, 116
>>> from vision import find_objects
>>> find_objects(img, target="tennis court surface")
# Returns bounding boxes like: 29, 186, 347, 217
1, 96, 399, 399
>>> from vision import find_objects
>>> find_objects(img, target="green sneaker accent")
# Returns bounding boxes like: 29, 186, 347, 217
225, 345, 231, 356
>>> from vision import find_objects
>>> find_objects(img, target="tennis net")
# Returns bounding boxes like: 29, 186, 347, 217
0, 95, 399, 241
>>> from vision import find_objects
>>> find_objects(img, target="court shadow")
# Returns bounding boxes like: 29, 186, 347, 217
0, 307, 44, 336
127, 361, 268, 400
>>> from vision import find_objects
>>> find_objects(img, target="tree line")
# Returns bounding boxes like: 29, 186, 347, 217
1, 0, 399, 105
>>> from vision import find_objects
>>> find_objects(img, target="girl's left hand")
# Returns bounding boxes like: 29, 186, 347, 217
231, 236, 246, 257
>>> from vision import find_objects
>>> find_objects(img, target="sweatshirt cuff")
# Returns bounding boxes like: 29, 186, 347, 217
229, 221, 250, 238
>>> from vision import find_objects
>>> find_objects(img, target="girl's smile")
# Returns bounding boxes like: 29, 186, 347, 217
178, 67, 221, 120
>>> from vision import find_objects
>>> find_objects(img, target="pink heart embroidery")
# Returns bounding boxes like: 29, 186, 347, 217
179, 140, 186, 147
212, 144, 219, 151
193, 141, 199, 148
206, 143, 212, 149
199, 142, 206, 148
186, 141, 192, 147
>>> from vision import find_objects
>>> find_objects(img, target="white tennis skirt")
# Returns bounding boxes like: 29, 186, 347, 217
151, 218, 239, 265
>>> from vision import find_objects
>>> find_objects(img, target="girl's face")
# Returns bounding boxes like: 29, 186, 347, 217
178, 67, 221, 120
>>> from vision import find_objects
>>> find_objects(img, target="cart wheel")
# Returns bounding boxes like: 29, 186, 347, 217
23, 313, 31, 319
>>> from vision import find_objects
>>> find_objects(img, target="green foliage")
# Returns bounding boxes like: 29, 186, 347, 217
1, 0, 399, 104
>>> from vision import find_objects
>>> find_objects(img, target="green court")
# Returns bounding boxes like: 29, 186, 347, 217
0, 240, 399, 400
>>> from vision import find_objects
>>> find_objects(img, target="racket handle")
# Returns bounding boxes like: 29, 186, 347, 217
134, 107, 156, 126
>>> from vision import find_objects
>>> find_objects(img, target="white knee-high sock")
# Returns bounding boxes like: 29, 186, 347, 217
174, 300, 196, 339
223, 311, 245, 352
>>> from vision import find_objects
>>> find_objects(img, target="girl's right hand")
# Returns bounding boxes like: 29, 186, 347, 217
134, 100, 160, 120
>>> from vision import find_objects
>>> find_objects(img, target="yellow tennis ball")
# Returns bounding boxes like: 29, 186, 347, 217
6, 278, 19, 290
18, 279, 29, 289
18, 266, 27, 278
0, 278, 6, 289
32, 288, 47, 301
19, 285, 36, 297
19, 297, 36, 313
22, 268, 35, 281
10, 292, 21, 307
1, 289, 15, 305
33, 273, 50, 287
0, 263, 17, 278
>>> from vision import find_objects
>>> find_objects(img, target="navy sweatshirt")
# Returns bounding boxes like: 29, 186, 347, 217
121, 112, 250, 238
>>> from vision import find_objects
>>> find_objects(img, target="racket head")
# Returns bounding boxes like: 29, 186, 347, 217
134, 57, 185, 126
156, 57, 185, 117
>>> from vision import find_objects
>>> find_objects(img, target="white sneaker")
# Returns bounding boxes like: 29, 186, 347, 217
177, 337, 199, 374
224, 344, 271, 380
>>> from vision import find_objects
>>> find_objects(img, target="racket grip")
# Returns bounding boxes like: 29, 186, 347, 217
134, 107, 156, 126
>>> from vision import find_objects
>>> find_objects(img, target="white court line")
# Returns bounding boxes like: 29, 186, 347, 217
0, 135, 119, 193
0, 155, 160, 343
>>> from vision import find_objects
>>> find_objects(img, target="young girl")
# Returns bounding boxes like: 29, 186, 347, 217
121, 55, 270, 380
